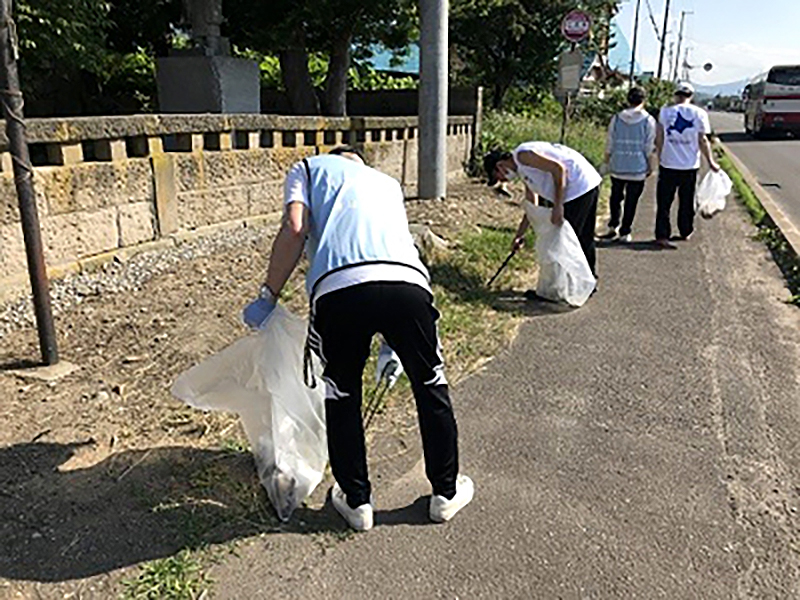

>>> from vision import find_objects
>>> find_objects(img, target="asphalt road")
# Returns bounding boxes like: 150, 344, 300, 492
710, 110, 800, 230
209, 180, 800, 598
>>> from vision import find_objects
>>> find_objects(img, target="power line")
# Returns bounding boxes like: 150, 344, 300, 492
644, 0, 663, 43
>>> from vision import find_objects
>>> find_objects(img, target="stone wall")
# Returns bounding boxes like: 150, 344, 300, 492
1, 114, 474, 299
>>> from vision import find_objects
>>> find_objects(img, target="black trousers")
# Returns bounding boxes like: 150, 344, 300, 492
608, 177, 645, 236
311, 282, 458, 508
563, 186, 599, 278
655, 167, 698, 241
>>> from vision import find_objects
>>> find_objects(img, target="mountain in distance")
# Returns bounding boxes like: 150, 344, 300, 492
693, 79, 750, 98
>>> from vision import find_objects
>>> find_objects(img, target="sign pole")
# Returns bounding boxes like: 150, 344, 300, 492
0, 0, 59, 365
558, 10, 591, 145
560, 45, 576, 145
559, 91, 570, 144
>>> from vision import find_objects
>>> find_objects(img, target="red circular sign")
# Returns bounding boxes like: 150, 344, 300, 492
561, 10, 592, 43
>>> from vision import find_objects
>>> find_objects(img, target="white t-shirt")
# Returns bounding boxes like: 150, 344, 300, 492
284, 161, 431, 301
658, 103, 711, 170
512, 142, 602, 203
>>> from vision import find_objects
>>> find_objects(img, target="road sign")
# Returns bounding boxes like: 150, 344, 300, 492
557, 49, 583, 93
561, 10, 592, 44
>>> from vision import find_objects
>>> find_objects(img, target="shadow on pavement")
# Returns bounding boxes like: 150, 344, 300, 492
596, 239, 678, 252
0, 441, 348, 582
375, 497, 431, 527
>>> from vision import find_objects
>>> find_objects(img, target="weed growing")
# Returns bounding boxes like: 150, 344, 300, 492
719, 152, 800, 305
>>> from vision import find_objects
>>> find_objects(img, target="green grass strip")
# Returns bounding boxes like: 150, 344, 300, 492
718, 149, 800, 305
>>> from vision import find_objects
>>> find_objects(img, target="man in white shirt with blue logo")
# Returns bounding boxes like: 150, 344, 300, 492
655, 81, 721, 247
242, 147, 473, 532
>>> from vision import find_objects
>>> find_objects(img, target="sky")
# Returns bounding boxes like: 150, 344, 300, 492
613, 0, 800, 88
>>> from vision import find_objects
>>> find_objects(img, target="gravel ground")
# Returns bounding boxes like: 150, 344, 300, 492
0, 222, 280, 340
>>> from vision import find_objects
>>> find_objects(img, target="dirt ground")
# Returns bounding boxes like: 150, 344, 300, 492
0, 179, 526, 599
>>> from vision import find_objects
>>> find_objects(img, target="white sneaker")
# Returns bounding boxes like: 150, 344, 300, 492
619, 233, 632, 243
331, 483, 374, 531
598, 225, 618, 239
429, 475, 474, 523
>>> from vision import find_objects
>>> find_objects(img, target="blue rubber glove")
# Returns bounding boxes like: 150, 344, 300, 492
242, 286, 277, 330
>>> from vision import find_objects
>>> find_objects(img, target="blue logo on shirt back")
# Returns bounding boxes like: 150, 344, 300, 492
667, 112, 695, 135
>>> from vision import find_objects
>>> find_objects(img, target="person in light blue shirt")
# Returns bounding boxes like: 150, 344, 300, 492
243, 147, 473, 532
601, 87, 656, 243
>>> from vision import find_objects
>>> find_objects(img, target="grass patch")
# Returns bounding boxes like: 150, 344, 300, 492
481, 109, 608, 168
718, 153, 767, 225
120, 550, 211, 600
719, 150, 800, 305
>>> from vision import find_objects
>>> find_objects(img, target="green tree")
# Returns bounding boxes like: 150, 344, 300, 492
16, 0, 111, 112
105, 0, 183, 57
450, 0, 572, 109
451, 0, 623, 109
223, 0, 418, 116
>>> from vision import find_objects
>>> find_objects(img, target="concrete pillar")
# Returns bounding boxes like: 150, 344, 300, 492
418, 0, 448, 200
96, 139, 128, 161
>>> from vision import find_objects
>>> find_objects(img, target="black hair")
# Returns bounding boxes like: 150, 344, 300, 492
483, 149, 513, 186
329, 145, 366, 164
627, 86, 646, 106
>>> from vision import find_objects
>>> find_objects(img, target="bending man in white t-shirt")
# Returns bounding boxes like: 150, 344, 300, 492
241, 146, 473, 532
654, 81, 721, 247
484, 142, 603, 284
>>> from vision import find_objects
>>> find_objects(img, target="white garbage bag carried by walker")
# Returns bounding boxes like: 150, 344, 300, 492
523, 201, 596, 307
695, 169, 732, 219
171, 305, 326, 522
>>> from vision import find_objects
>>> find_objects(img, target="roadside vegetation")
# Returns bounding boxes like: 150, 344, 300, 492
718, 150, 800, 305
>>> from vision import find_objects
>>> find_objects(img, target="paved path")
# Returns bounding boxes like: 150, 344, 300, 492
209, 180, 800, 599
711, 110, 800, 233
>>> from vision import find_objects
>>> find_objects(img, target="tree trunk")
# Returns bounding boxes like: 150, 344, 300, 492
321, 30, 352, 116
279, 26, 320, 115
492, 80, 511, 109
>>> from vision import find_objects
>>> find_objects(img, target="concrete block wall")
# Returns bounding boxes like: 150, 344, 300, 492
0, 114, 474, 298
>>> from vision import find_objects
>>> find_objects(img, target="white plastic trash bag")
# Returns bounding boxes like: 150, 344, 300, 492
171, 305, 327, 522
695, 170, 732, 219
523, 202, 597, 307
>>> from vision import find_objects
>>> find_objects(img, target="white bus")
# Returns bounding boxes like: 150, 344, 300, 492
743, 65, 800, 137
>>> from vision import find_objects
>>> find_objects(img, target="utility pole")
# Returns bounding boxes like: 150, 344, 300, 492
418, 0, 448, 200
656, 0, 671, 79
681, 47, 691, 82
672, 10, 692, 82
0, 0, 59, 365
667, 42, 675, 83
628, 0, 642, 85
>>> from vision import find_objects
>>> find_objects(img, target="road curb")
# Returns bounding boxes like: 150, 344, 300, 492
718, 140, 800, 257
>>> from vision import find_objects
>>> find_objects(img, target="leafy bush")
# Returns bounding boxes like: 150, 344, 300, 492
480, 103, 608, 169
574, 79, 677, 125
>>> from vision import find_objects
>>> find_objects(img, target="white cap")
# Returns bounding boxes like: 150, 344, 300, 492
676, 81, 695, 95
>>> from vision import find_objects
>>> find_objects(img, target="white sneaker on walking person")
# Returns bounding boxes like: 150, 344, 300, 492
429, 474, 475, 523
331, 482, 374, 531
619, 233, 632, 243
598, 225, 618, 239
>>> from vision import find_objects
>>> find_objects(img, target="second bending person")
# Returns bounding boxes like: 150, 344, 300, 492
484, 142, 603, 281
